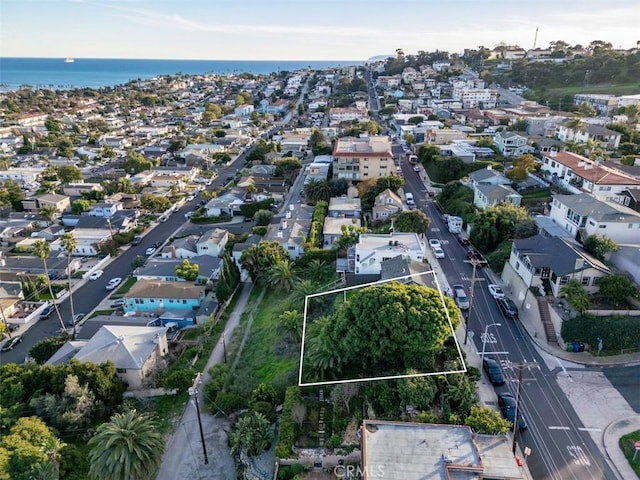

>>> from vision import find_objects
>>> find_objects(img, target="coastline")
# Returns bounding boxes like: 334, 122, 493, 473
0, 57, 363, 92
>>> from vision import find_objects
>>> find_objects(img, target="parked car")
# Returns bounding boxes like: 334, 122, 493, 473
428, 239, 441, 250
433, 246, 445, 259
488, 284, 505, 300
498, 392, 527, 430
132, 236, 143, 246
70, 313, 85, 326
452, 284, 469, 310
109, 298, 126, 309
39, 304, 56, 320
184, 211, 194, 219
105, 277, 122, 291
497, 297, 519, 319
482, 357, 505, 385
6, 323, 19, 332
145, 247, 157, 256
1, 335, 23, 352
152, 241, 162, 249
187, 194, 196, 201
89, 270, 104, 280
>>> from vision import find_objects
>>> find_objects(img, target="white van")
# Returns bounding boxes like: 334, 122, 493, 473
452, 284, 469, 310
405, 192, 415, 205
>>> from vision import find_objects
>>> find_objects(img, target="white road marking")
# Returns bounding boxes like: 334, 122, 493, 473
578, 427, 602, 432
555, 357, 573, 382
566, 445, 591, 466
548, 426, 571, 430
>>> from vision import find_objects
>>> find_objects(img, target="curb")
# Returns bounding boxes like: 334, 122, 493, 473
602, 415, 640, 480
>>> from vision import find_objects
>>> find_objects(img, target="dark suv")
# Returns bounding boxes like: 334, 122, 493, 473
482, 357, 505, 385
498, 392, 527, 430
39, 304, 56, 320
496, 297, 519, 319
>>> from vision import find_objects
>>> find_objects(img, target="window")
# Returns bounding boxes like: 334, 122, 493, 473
581, 277, 590, 286
598, 225, 606, 229
593, 277, 601, 285
116, 368, 127, 374
515, 261, 520, 271
629, 224, 634, 229
182, 299, 187, 304
560, 276, 569, 285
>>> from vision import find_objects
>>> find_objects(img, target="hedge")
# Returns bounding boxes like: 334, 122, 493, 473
275, 386, 301, 458
307, 200, 328, 249
240, 198, 274, 218
190, 214, 232, 224
561, 314, 640, 354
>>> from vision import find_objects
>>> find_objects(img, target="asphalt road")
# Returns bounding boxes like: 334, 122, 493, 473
399, 148, 618, 479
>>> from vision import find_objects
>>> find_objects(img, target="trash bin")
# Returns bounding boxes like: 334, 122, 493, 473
573, 342, 581, 352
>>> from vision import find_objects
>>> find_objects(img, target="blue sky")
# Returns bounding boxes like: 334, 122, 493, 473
2, 0, 639, 60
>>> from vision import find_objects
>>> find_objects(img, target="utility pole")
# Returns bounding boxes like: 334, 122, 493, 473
512, 361, 538, 455
463, 258, 486, 345
222, 333, 228, 364
189, 373, 209, 465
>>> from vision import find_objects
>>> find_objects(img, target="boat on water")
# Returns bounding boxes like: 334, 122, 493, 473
64, 58, 74, 63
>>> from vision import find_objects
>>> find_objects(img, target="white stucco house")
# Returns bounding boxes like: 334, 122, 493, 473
354, 233, 426, 275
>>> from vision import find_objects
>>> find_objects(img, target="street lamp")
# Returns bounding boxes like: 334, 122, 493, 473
479, 322, 501, 366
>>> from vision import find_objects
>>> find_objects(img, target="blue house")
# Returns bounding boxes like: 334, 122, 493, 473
122, 279, 206, 314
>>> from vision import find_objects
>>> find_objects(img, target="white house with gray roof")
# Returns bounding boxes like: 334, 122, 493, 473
265, 204, 313, 259
549, 193, 640, 244
503, 234, 609, 298
473, 184, 522, 210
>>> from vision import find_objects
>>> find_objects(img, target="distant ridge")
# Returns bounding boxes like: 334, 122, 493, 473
366, 54, 394, 63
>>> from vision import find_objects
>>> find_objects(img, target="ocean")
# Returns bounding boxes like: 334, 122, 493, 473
0, 57, 362, 91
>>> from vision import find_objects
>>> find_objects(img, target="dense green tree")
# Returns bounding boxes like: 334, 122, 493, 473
506, 154, 537, 181
303, 178, 331, 204
56, 166, 83, 183
560, 279, 590, 314
470, 203, 529, 252
0, 416, 62, 480
398, 371, 438, 410
304, 283, 460, 381
38, 205, 58, 222
392, 209, 430, 233
175, 259, 199, 281
276, 310, 304, 344
229, 412, 272, 457
215, 254, 241, 303
583, 234, 617, 262
328, 178, 349, 197
29, 335, 69, 364
254, 209, 274, 226
88, 410, 164, 480
121, 149, 153, 174
250, 383, 278, 407
140, 193, 171, 213
45, 116, 61, 132
597, 274, 639, 307
240, 241, 290, 285
0, 179, 25, 210
71, 199, 93, 214
464, 405, 511, 434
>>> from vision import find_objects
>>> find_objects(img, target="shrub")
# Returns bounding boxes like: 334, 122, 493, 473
275, 386, 301, 458
214, 391, 246, 413
161, 368, 195, 393
325, 434, 342, 449
252, 226, 267, 236
250, 400, 276, 423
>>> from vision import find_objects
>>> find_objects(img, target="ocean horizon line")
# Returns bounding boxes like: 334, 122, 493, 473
1, 56, 364, 64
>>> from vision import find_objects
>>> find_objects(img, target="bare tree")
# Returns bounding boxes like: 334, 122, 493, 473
291, 403, 307, 430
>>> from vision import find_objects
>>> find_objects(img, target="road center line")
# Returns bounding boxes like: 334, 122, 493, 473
578, 427, 602, 432
548, 426, 571, 430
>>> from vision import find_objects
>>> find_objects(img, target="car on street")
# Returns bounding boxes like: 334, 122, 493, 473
428, 239, 441, 250
482, 357, 505, 385
152, 241, 162, 249
6, 323, 19, 333
413, 166, 420, 172
39, 304, 56, 320
105, 277, 122, 291
145, 247, 157, 256
433, 246, 445, 259
496, 297, 519, 319
187, 194, 196, 201
132, 236, 143, 246
109, 298, 126, 309
89, 270, 104, 280
70, 313, 85, 326
488, 284, 505, 299
498, 392, 527, 430
184, 211, 194, 219
1, 335, 23, 352
452, 284, 469, 310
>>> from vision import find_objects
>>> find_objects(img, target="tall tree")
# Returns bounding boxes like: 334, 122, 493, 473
267, 260, 300, 292
60, 233, 77, 335
88, 410, 164, 480
33, 240, 65, 332
38, 205, 58, 223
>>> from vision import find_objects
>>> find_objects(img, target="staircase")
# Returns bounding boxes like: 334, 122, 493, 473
537, 297, 558, 345
318, 389, 326, 448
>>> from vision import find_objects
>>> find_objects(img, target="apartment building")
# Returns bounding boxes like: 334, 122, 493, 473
332, 136, 394, 182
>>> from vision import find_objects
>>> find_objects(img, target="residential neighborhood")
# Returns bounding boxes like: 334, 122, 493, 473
1, 38, 640, 480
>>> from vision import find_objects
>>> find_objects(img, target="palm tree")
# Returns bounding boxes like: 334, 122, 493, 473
305, 259, 329, 282
267, 260, 300, 292
276, 310, 304, 344
38, 205, 58, 224
60, 233, 77, 336
32, 436, 66, 480
229, 411, 272, 457
33, 240, 65, 332
88, 410, 164, 480
304, 316, 342, 381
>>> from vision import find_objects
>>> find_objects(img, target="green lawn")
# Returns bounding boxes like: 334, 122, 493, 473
619, 430, 640, 477
229, 288, 299, 397
543, 83, 640, 98
115, 276, 137, 294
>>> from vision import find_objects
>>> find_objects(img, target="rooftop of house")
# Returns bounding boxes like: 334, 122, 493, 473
380, 256, 436, 289
476, 183, 520, 200
374, 188, 403, 205
124, 279, 206, 299
513, 234, 609, 276
357, 233, 424, 253
553, 193, 640, 223
323, 217, 361, 235
545, 152, 640, 186
361, 420, 523, 480
328, 196, 362, 211
468, 166, 505, 183
198, 228, 227, 245
135, 256, 222, 278
333, 136, 393, 158
72, 325, 168, 369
